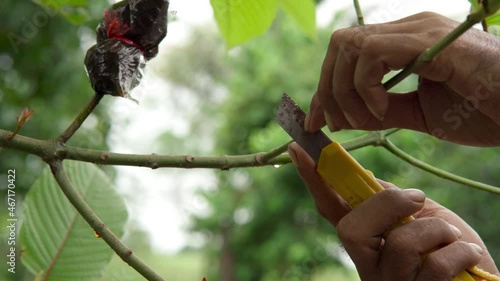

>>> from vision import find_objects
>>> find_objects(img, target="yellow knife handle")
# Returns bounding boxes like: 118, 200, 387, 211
316, 142, 497, 281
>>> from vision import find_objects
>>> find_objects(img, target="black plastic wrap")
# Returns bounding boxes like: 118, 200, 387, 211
84, 0, 168, 97
85, 40, 145, 97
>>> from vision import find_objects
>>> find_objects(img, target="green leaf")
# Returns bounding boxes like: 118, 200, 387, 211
34, 0, 91, 25
467, 0, 479, 12
60, 6, 92, 25
20, 161, 128, 281
486, 12, 500, 25
211, 0, 279, 48
280, 0, 317, 38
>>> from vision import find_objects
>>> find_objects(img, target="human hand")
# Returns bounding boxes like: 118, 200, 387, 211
306, 12, 500, 146
288, 142, 500, 280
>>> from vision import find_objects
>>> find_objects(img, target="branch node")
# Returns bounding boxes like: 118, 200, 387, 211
149, 153, 160, 169
55, 145, 68, 160
100, 152, 109, 161
186, 155, 194, 164
255, 153, 266, 165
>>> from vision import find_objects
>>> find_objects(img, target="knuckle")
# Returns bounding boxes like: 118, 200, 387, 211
417, 11, 441, 19
314, 204, 328, 219
385, 227, 416, 254
378, 188, 403, 202
424, 253, 452, 280
330, 28, 348, 48
336, 217, 357, 245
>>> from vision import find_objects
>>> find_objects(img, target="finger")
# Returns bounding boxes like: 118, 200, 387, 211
380, 217, 462, 281
336, 188, 426, 275
316, 31, 342, 132
305, 92, 326, 132
412, 198, 500, 275
385, 11, 444, 25
333, 43, 373, 129
415, 241, 484, 281
355, 33, 428, 120
322, 91, 427, 132
288, 142, 350, 225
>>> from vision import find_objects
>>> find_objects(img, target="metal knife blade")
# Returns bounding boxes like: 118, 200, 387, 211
276, 93, 332, 163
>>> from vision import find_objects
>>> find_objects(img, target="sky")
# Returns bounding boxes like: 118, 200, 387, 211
107, 0, 472, 254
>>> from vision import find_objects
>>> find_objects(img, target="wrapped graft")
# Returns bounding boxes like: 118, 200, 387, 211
85, 0, 169, 98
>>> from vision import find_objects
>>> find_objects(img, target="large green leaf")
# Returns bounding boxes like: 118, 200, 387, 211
211, 0, 279, 48
20, 161, 128, 281
280, 0, 316, 38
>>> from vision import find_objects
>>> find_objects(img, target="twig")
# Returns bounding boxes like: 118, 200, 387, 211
381, 138, 500, 194
383, 0, 500, 90
383, 128, 401, 138
58, 94, 103, 143
48, 160, 165, 281
257, 140, 293, 164
352, 0, 365, 25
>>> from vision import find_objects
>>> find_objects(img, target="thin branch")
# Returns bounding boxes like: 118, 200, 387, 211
383, 1, 500, 90
383, 128, 401, 138
257, 140, 293, 164
352, 0, 365, 25
48, 160, 165, 281
58, 94, 103, 143
381, 138, 500, 195
0, 129, 377, 169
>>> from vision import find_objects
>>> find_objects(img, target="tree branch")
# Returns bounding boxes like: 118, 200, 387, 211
48, 160, 165, 281
383, 0, 500, 90
0, 129, 380, 169
58, 94, 103, 143
381, 138, 500, 194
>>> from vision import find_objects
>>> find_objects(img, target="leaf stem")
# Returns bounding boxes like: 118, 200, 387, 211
352, 0, 365, 25
48, 160, 165, 281
381, 138, 500, 194
58, 94, 103, 143
383, 1, 500, 90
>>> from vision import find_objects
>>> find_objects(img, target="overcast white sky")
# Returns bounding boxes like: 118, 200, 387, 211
108, 0, 471, 254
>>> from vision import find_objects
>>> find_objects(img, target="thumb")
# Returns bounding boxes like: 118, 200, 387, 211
288, 142, 350, 226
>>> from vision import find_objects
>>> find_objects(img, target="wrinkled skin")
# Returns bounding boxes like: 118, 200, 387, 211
306, 12, 500, 146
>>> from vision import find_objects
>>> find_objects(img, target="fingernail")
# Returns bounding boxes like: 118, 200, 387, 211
342, 110, 359, 128
288, 144, 299, 166
403, 189, 425, 202
449, 224, 462, 238
366, 103, 385, 121
469, 243, 484, 255
304, 112, 311, 131
324, 113, 337, 132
